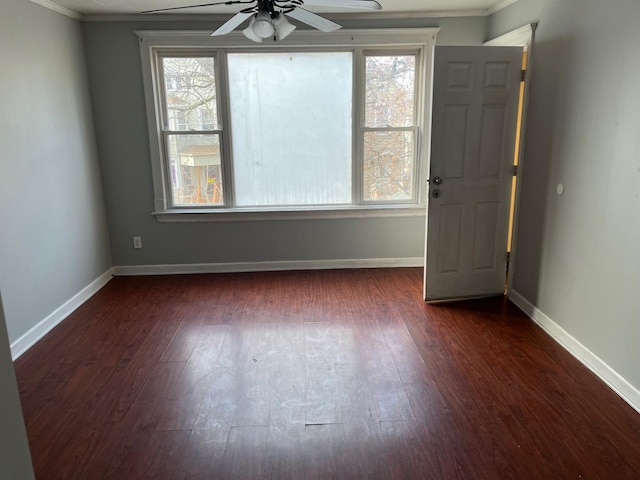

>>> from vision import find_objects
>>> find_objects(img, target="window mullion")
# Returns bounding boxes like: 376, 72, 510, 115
415, 46, 428, 204
157, 56, 172, 209
160, 131, 173, 208
217, 50, 235, 208
156, 55, 170, 131
353, 48, 364, 206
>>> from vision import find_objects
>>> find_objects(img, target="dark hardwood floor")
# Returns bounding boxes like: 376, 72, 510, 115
14, 268, 640, 479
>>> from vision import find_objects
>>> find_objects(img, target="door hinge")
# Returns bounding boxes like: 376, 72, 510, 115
513, 165, 518, 176
521, 69, 526, 82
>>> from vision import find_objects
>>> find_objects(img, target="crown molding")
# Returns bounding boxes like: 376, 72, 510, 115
487, 0, 519, 15
28, 0, 82, 20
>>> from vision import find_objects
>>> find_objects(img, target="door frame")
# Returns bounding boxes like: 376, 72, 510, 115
484, 23, 537, 297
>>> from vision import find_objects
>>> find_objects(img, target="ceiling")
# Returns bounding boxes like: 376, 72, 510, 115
37, 0, 516, 17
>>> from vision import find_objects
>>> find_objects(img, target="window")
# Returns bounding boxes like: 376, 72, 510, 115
228, 52, 353, 207
363, 54, 418, 202
138, 29, 437, 220
159, 56, 223, 206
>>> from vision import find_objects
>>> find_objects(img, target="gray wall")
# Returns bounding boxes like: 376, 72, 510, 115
82, 16, 487, 267
490, 0, 640, 389
0, 0, 112, 343
0, 291, 34, 479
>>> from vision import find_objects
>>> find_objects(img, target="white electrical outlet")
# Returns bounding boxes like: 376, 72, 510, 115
133, 237, 142, 249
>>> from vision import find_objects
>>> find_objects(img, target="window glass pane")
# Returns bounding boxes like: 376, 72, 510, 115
162, 57, 218, 131
363, 130, 415, 201
365, 56, 416, 128
165, 134, 223, 206
228, 52, 353, 207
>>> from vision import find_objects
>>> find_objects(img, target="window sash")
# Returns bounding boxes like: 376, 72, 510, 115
161, 130, 225, 208
363, 51, 420, 130
361, 126, 419, 205
359, 50, 420, 205
157, 53, 220, 132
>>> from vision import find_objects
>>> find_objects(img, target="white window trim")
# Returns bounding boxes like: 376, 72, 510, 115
137, 28, 439, 222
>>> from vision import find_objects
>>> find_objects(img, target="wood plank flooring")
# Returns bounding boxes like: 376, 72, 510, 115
14, 268, 640, 479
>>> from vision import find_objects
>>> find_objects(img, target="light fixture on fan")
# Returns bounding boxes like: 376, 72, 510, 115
243, 11, 296, 42
251, 11, 275, 38
142, 0, 381, 43
273, 12, 297, 39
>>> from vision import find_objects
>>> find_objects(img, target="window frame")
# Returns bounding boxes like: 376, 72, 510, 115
137, 28, 438, 222
156, 51, 227, 207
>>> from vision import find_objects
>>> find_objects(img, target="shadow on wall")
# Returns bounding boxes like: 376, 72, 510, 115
513, 34, 576, 303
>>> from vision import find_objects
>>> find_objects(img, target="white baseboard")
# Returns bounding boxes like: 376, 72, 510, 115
508, 289, 640, 415
112, 257, 423, 276
10, 269, 113, 360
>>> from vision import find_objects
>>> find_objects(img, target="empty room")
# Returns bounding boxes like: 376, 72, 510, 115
1, 0, 639, 478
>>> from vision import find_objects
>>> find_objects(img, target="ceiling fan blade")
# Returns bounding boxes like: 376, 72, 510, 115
142, 0, 254, 14
298, 0, 381, 10
285, 8, 341, 32
211, 12, 253, 35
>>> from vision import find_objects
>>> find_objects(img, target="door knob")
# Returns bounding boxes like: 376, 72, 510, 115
432, 189, 441, 199
432, 176, 443, 185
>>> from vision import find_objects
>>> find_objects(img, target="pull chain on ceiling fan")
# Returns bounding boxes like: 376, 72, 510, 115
142, 0, 382, 42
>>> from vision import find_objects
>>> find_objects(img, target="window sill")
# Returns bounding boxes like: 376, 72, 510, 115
152, 205, 426, 223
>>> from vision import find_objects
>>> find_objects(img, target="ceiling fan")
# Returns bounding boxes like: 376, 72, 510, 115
142, 0, 382, 42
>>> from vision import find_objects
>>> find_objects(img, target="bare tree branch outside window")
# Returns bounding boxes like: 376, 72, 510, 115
364, 55, 417, 201
162, 57, 223, 206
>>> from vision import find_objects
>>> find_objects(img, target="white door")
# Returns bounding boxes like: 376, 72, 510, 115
424, 46, 523, 301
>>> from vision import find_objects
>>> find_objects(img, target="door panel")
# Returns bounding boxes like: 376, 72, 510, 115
438, 204, 463, 274
424, 46, 522, 301
479, 105, 507, 178
473, 201, 499, 270
443, 105, 468, 178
